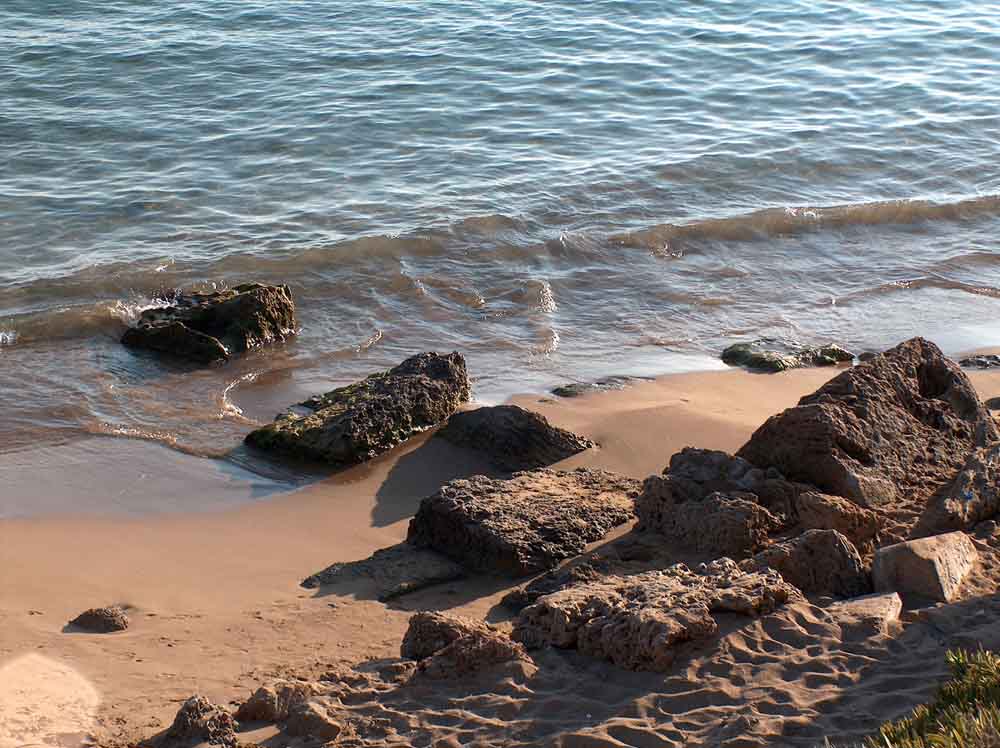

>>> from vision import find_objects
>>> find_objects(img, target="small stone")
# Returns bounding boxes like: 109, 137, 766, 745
285, 700, 342, 741
829, 592, 902, 639
164, 695, 237, 747
68, 606, 129, 633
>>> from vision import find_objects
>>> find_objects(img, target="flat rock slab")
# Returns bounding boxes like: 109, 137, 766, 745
873, 531, 977, 603
435, 404, 593, 472
300, 543, 464, 601
407, 468, 640, 576
738, 337, 998, 513
744, 529, 870, 598
122, 282, 295, 363
245, 352, 470, 467
828, 592, 902, 639
551, 375, 652, 398
513, 559, 795, 672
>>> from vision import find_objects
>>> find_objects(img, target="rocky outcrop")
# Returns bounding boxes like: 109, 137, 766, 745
407, 468, 639, 576
743, 529, 870, 598
163, 696, 237, 747
722, 341, 854, 372
513, 559, 795, 672
636, 478, 780, 557
67, 605, 129, 633
873, 531, 977, 603
401, 612, 529, 679
235, 680, 327, 723
738, 338, 998, 510
938, 445, 1000, 529
435, 404, 593, 471
300, 542, 464, 601
122, 283, 295, 363
246, 352, 470, 466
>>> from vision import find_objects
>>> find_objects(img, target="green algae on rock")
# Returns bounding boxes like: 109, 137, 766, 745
721, 340, 855, 372
245, 352, 470, 466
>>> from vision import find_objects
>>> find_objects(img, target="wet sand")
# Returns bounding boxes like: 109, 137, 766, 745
4, 365, 1000, 747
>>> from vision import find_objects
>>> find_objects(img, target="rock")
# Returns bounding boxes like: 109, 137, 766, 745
513, 559, 795, 671
959, 354, 1000, 369
245, 352, 470, 466
828, 592, 902, 639
792, 490, 879, 550
235, 680, 325, 723
501, 560, 615, 612
300, 542, 464, 601
738, 337, 998, 510
164, 695, 237, 747
985, 397, 1000, 411
551, 375, 650, 398
873, 531, 977, 603
435, 404, 593, 471
743, 529, 870, 598
722, 342, 800, 372
636, 478, 780, 557
938, 445, 1000, 528
401, 612, 529, 679
407, 468, 639, 576
285, 700, 342, 741
122, 283, 295, 363
67, 605, 129, 633
808, 344, 856, 367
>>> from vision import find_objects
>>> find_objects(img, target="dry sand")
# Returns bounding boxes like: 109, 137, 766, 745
4, 365, 1000, 747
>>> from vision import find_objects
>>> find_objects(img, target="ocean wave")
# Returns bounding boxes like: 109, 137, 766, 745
836, 276, 1000, 306
613, 195, 1000, 250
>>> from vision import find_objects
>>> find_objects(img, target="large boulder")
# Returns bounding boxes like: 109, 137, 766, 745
122, 283, 295, 363
401, 612, 529, 679
513, 559, 795, 672
938, 445, 1000, 528
407, 468, 638, 576
245, 352, 470, 466
435, 404, 593, 471
163, 696, 237, 747
738, 338, 998, 510
743, 529, 870, 598
67, 605, 129, 633
873, 531, 977, 603
636, 479, 780, 557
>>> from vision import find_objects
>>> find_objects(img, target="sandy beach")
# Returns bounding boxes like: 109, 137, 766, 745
4, 361, 1000, 747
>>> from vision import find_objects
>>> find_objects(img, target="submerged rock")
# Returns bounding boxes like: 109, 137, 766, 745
513, 559, 795, 671
67, 605, 129, 633
551, 375, 651, 398
435, 404, 593, 471
721, 340, 854, 373
738, 337, 998, 511
407, 468, 639, 576
300, 542, 464, 601
164, 695, 237, 747
122, 283, 295, 363
401, 612, 529, 679
245, 352, 470, 466
743, 529, 870, 598
873, 531, 977, 603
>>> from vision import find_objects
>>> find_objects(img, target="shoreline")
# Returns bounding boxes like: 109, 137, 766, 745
4, 353, 1000, 745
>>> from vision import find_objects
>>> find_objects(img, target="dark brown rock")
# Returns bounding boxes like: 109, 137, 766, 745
435, 404, 593, 471
122, 283, 295, 363
635, 478, 780, 557
737, 338, 998, 512
407, 468, 639, 576
163, 695, 237, 747
743, 529, 871, 598
513, 559, 795, 671
68, 605, 129, 633
246, 352, 470, 466
401, 612, 529, 679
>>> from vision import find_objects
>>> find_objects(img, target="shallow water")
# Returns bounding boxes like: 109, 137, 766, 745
2, 0, 1000, 469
